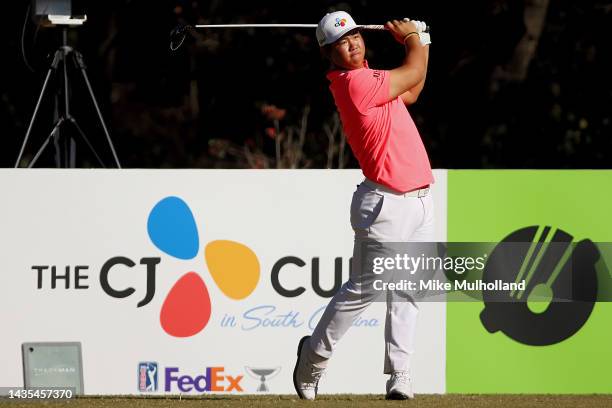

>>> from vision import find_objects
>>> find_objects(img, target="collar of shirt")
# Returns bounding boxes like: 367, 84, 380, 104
326, 59, 370, 82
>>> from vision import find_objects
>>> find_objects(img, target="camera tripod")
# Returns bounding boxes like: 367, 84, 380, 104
15, 28, 121, 168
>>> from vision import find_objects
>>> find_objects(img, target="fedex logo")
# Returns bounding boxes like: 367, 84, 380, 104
165, 367, 244, 392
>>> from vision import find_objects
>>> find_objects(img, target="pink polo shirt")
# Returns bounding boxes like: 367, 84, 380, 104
327, 61, 434, 193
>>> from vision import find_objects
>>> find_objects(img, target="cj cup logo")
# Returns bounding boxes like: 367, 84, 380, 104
32, 195, 353, 336
147, 196, 260, 337
480, 226, 601, 345
334, 17, 347, 27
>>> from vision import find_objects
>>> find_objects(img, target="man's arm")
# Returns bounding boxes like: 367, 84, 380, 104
386, 20, 426, 101
401, 44, 430, 105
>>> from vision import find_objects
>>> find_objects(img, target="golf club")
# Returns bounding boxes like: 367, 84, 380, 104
170, 20, 430, 51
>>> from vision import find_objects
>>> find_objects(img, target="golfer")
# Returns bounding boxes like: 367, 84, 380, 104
293, 11, 434, 400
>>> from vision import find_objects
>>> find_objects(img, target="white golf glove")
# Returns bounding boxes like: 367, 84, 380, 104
403, 18, 427, 33
402, 18, 430, 45
419, 32, 431, 46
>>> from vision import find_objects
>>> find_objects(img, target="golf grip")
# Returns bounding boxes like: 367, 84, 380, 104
361, 24, 430, 33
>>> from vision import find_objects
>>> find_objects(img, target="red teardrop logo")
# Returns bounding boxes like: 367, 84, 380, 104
160, 272, 211, 337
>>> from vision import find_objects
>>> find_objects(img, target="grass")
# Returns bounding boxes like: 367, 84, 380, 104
2, 394, 612, 408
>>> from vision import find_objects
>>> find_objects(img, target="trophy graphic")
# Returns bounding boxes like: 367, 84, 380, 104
245, 367, 281, 392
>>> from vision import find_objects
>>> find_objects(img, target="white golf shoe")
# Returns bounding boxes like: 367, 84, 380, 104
386, 371, 414, 400
293, 336, 325, 400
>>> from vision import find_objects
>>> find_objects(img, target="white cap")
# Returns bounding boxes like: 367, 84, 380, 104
316, 11, 359, 47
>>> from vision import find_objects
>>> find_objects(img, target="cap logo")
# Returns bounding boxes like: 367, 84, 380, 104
334, 18, 347, 28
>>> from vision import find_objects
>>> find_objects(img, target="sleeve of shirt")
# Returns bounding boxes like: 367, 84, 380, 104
347, 68, 391, 113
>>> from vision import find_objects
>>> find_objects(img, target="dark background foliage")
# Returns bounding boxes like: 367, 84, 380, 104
2, 0, 610, 169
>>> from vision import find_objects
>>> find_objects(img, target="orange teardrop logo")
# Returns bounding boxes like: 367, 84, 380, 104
205, 240, 260, 300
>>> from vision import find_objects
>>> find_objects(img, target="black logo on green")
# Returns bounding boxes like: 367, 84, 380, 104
480, 226, 599, 345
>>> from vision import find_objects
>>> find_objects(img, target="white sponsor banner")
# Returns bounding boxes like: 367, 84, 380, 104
0, 169, 447, 395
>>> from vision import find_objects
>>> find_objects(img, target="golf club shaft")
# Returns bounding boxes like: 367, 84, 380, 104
193, 24, 398, 31
195, 24, 317, 28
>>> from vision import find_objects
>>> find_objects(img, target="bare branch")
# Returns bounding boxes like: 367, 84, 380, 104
494, 0, 550, 82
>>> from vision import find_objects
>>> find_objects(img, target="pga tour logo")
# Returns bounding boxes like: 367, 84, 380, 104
138, 362, 158, 392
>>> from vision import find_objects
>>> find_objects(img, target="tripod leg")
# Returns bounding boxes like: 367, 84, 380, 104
62, 41, 77, 168
69, 138, 76, 168
53, 94, 61, 167
73, 51, 122, 168
14, 51, 63, 168
28, 118, 65, 168
67, 116, 106, 168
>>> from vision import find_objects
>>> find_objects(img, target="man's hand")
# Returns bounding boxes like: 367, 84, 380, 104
385, 19, 420, 45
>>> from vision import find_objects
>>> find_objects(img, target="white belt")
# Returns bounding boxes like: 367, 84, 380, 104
362, 178, 430, 198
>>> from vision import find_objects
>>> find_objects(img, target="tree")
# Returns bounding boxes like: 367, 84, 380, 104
493, 0, 551, 82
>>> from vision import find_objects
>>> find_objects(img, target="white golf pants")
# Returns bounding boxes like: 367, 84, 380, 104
310, 179, 435, 373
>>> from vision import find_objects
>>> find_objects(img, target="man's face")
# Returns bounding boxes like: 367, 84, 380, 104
330, 31, 365, 70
